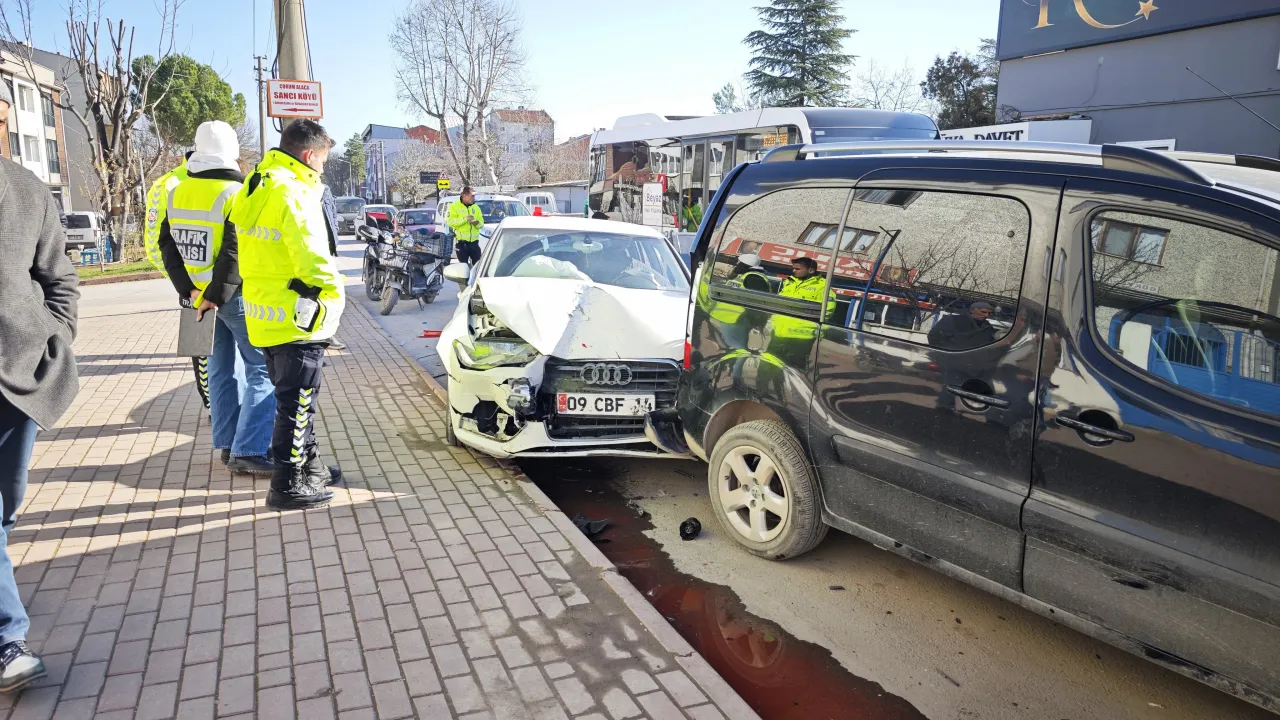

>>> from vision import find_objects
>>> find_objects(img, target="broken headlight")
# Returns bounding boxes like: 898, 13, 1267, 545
454, 338, 538, 370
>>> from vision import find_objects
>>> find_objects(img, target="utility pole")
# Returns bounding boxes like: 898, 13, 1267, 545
273, 0, 312, 130
254, 55, 268, 157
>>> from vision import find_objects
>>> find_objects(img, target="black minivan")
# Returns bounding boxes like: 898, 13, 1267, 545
655, 141, 1280, 711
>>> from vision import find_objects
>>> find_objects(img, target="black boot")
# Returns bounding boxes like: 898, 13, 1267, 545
303, 454, 345, 488
267, 463, 333, 511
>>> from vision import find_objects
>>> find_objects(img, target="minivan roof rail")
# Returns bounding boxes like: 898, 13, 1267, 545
761, 140, 1212, 186
1162, 151, 1280, 174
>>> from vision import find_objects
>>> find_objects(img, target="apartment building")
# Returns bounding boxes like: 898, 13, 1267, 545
0, 51, 70, 211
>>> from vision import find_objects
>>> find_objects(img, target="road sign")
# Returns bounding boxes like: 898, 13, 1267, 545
267, 80, 323, 119
419, 171, 441, 185
437, 179, 451, 190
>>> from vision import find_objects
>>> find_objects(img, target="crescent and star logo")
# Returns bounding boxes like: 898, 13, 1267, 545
1030, 0, 1159, 30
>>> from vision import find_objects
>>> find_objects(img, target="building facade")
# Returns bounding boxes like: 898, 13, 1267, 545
488, 108, 553, 184
362, 124, 443, 203
0, 52, 70, 211
28, 48, 95, 212
995, 1, 1280, 156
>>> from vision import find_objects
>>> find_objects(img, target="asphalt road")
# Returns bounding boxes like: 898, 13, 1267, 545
335, 234, 1271, 720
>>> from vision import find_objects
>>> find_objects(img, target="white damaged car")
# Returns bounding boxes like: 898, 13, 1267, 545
437, 217, 689, 458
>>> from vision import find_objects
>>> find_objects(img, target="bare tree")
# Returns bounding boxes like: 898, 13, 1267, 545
524, 137, 587, 185
387, 139, 451, 205
852, 59, 930, 114
2, 0, 183, 254
390, 0, 526, 187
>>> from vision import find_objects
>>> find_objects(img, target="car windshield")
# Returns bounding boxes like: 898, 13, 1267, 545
401, 210, 435, 225
63, 214, 92, 229
489, 229, 689, 291
336, 198, 364, 213
476, 200, 530, 223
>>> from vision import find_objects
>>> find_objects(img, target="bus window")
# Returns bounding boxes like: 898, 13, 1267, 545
707, 139, 734, 202
681, 142, 706, 232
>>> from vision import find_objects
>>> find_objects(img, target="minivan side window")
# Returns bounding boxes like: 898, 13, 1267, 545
834, 189, 1031, 351
709, 187, 849, 301
1089, 210, 1280, 420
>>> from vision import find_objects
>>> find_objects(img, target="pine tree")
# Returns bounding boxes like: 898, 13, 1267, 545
744, 0, 856, 107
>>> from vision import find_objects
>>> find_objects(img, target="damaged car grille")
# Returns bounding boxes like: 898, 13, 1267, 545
541, 360, 680, 440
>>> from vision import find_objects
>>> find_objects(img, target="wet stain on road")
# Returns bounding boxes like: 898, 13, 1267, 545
523, 459, 927, 720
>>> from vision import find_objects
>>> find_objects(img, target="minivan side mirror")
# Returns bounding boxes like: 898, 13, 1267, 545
443, 262, 471, 286
356, 225, 379, 242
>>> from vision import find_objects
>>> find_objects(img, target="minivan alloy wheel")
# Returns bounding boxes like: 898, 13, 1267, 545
718, 445, 790, 543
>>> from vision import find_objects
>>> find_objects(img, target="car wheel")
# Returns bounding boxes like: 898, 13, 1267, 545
363, 259, 381, 301
707, 420, 827, 560
380, 284, 399, 315
445, 407, 462, 448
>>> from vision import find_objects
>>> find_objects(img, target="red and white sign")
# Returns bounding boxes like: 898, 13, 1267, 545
267, 80, 324, 119
721, 238, 919, 285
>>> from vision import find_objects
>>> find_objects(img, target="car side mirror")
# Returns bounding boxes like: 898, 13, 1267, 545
356, 225, 378, 242
444, 262, 471, 286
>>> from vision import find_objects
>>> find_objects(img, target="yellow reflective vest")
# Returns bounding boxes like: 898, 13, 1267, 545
447, 200, 484, 243
231, 149, 346, 347
166, 175, 241, 299
772, 275, 838, 339
145, 163, 188, 273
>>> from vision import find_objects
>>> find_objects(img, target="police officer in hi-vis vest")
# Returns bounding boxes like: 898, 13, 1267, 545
158, 121, 277, 477
145, 151, 213, 411
232, 119, 345, 510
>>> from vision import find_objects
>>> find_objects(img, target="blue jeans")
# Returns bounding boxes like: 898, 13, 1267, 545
0, 395, 34, 644
209, 291, 275, 458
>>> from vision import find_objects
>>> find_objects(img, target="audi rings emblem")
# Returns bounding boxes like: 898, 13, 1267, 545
580, 363, 632, 386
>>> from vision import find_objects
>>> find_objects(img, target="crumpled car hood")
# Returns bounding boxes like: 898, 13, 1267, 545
473, 277, 686, 360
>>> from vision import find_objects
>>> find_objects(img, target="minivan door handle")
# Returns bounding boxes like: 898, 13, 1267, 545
944, 385, 1010, 409
1055, 414, 1135, 443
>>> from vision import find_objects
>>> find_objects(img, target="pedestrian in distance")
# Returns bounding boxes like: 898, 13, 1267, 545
448, 186, 484, 266
0, 80, 78, 691
158, 121, 277, 477
232, 119, 345, 510
144, 151, 215, 412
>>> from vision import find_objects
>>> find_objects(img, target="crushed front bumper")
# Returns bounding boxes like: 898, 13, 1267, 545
447, 357, 688, 459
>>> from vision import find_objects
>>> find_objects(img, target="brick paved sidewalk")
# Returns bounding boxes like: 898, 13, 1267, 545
1, 298, 755, 720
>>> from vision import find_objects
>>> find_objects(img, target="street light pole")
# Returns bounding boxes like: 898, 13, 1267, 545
273, 0, 312, 131
254, 55, 267, 157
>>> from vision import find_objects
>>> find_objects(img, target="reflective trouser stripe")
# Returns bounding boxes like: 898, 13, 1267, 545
289, 387, 314, 464
194, 357, 210, 408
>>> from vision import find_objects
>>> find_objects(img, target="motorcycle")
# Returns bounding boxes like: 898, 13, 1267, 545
358, 223, 452, 315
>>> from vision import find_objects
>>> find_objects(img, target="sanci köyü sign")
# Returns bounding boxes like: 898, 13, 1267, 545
997, 0, 1280, 60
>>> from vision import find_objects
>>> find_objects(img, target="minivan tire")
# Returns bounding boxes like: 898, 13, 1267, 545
707, 420, 828, 560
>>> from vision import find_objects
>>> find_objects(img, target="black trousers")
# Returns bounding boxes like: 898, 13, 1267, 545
263, 342, 328, 467
456, 240, 482, 266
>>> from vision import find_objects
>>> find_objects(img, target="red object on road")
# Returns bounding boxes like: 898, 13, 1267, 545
422, 330, 442, 338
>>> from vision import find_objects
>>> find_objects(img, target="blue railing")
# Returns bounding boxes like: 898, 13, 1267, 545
1112, 317, 1280, 413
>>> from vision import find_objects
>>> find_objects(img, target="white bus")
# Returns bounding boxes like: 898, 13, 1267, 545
588, 107, 939, 233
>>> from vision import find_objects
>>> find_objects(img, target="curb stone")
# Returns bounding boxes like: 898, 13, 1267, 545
353, 299, 763, 720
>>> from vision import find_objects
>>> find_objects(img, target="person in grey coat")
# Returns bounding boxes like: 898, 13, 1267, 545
0, 79, 79, 690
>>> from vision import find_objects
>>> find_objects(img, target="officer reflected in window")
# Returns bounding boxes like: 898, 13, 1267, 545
779, 256, 836, 321
728, 253, 773, 292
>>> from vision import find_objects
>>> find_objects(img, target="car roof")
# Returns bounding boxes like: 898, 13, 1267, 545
497, 216, 666, 237
755, 140, 1280, 215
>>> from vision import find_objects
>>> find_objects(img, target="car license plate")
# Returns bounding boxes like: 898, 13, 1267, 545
556, 393, 654, 417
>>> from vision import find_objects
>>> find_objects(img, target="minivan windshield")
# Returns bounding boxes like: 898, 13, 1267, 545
489, 230, 688, 291
63, 214, 93, 229
336, 198, 364, 213
401, 209, 435, 226
476, 200, 530, 224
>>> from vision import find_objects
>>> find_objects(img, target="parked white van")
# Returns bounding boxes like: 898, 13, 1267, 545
62, 212, 103, 252
515, 191, 556, 216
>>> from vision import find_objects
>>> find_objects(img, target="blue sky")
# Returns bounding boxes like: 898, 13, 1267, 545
27, 0, 999, 146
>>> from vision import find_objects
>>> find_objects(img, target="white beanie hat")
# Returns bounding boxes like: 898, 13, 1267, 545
187, 120, 240, 174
